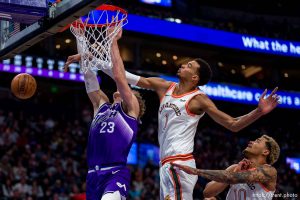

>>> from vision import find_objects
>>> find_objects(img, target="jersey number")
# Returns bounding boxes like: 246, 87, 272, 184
233, 188, 247, 200
163, 114, 169, 130
100, 122, 115, 133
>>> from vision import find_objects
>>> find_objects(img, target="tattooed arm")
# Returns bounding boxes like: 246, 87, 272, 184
172, 163, 277, 185
203, 164, 237, 198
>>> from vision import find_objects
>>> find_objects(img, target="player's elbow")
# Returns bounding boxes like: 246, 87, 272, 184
137, 77, 151, 89
230, 126, 240, 133
203, 188, 215, 198
228, 119, 240, 132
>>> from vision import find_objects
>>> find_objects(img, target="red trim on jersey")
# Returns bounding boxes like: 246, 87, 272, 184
258, 183, 271, 192
162, 153, 194, 166
171, 86, 199, 98
184, 93, 202, 117
160, 82, 176, 103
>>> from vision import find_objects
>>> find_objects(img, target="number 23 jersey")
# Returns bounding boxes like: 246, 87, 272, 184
87, 102, 138, 167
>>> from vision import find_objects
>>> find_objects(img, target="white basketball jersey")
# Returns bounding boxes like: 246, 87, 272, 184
158, 83, 205, 159
226, 182, 275, 200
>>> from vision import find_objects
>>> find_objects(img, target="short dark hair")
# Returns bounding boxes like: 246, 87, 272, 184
194, 58, 212, 86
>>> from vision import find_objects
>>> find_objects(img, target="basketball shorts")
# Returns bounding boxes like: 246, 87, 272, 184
160, 155, 198, 200
86, 166, 130, 200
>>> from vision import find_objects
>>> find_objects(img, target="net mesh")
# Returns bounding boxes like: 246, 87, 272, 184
70, 6, 127, 73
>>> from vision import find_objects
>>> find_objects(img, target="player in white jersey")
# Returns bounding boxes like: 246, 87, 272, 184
66, 33, 280, 199
172, 135, 280, 200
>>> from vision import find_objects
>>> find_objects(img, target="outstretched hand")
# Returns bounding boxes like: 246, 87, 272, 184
171, 163, 199, 175
107, 16, 123, 42
63, 54, 81, 72
258, 87, 280, 115
115, 28, 122, 41
108, 26, 122, 42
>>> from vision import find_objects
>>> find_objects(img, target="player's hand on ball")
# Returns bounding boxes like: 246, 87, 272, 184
171, 163, 198, 175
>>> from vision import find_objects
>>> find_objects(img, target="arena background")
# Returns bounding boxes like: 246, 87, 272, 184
0, 0, 299, 199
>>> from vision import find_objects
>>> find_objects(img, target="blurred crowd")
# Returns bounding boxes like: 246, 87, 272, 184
0, 98, 299, 199
0, 110, 88, 199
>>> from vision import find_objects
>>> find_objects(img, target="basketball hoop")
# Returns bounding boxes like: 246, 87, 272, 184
70, 4, 128, 73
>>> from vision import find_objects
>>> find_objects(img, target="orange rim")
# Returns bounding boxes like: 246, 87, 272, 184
60, 4, 127, 32
72, 4, 127, 28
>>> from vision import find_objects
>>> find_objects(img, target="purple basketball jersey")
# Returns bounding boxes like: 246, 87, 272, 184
87, 102, 138, 167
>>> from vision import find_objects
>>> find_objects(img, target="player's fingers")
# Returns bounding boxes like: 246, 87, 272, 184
63, 65, 69, 72
64, 61, 72, 67
66, 56, 75, 63
269, 87, 278, 97
63, 60, 72, 72
260, 89, 267, 99
171, 162, 182, 168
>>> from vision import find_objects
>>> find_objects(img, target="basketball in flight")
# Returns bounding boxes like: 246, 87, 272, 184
11, 73, 37, 99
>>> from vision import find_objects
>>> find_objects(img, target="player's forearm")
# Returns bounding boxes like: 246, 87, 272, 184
196, 169, 250, 184
231, 108, 263, 132
101, 61, 140, 86
203, 181, 228, 198
111, 41, 134, 103
100, 42, 140, 85
83, 67, 100, 93
111, 42, 126, 81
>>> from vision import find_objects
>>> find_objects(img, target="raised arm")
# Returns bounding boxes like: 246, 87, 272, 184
64, 54, 109, 116
190, 88, 279, 132
64, 54, 172, 99
101, 63, 172, 98
110, 29, 139, 118
172, 163, 277, 185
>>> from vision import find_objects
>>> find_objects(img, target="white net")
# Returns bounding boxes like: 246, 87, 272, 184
70, 6, 128, 73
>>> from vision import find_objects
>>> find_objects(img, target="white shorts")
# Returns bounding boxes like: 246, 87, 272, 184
159, 154, 198, 200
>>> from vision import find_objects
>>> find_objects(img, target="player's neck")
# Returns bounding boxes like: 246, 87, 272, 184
248, 157, 267, 168
176, 81, 197, 94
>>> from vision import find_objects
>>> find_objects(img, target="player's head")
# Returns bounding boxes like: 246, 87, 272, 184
177, 58, 212, 86
243, 135, 280, 165
113, 90, 146, 118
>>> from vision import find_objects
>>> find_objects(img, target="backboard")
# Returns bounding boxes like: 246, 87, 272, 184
0, 0, 105, 60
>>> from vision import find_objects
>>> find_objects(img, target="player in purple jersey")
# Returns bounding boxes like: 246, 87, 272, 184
64, 30, 145, 200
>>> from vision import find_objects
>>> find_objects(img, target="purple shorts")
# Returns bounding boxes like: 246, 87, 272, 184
86, 166, 130, 199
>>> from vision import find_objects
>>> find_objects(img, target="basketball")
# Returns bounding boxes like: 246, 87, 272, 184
11, 73, 37, 99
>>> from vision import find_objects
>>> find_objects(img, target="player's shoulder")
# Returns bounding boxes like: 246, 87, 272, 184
165, 81, 176, 89
161, 81, 176, 93
191, 92, 210, 103
259, 164, 277, 175
249, 164, 277, 184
